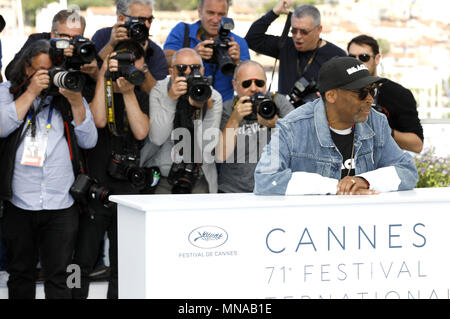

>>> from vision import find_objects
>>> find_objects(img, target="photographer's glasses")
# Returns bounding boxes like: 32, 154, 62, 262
349, 85, 377, 100
240, 78, 265, 89
348, 54, 375, 62
175, 64, 201, 74
123, 13, 155, 23
290, 26, 317, 36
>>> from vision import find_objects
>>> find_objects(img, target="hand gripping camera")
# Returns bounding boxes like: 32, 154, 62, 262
109, 52, 145, 86
123, 17, 149, 45
244, 92, 278, 121
44, 38, 92, 96
288, 77, 319, 108
204, 17, 236, 76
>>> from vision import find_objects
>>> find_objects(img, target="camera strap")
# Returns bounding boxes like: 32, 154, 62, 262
296, 38, 322, 80
104, 71, 120, 137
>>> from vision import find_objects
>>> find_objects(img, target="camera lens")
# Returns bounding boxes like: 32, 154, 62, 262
52, 69, 85, 92
129, 22, 149, 44
189, 84, 212, 103
172, 180, 193, 194
125, 66, 146, 86
258, 100, 277, 120
127, 167, 146, 189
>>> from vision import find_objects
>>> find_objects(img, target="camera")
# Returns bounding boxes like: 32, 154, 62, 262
123, 17, 149, 45
167, 162, 199, 194
178, 66, 212, 104
244, 92, 278, 120
70, 174, 112, 208
49, 37, 96, 69
66, 35, 97, 68
43, 66, 86, 96
108, 153, 147, 190
109, 52, 145, 86
204, 17, 235, 76
288, 77, 319, 108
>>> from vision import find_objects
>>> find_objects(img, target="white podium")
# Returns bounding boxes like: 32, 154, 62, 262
110, 187, 450, 299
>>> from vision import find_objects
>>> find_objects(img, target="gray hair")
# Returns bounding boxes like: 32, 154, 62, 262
171, 48, 203, 68
199, 0, 231, 9
51, 9, 86, 33
116, 0, 154, 15
292, 4, 321, 26
232, 60, 266, 82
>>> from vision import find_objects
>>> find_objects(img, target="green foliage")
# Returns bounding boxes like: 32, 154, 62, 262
155, 0, 198, 11
414, 147, 450, 188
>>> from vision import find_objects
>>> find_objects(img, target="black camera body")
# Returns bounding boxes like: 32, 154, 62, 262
66, 35, 97, 69
109, 52, 145, 86
123, 17, 149, 44
70, 174, 112, 208
244, 92, 278, 121
288, 77, 318, 108
108, 153, 147, 190
167, 162, 199, 194
204, 17, 235, 76
183, 69, 212, 104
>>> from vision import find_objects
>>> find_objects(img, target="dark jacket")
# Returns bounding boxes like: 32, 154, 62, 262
245, 10, 346, 95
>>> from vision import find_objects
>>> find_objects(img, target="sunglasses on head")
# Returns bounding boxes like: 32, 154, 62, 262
175, 64, 201, 74
348, 54, 375, 63
241, 78, 265, 89
349, 85, 377, 100
123, 13, 155, 23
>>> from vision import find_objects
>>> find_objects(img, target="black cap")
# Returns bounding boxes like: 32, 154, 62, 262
0, 15, 5, 33
317, 56, 384, 93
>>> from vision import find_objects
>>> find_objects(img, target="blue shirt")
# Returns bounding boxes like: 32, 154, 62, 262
164, 21, 250, 102
92, 27, 168, 81
0, 82, 98, 211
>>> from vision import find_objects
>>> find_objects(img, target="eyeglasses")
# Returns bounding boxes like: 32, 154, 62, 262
240, 78, 265, 89
348, 54, 375, 63
53, 32, 75, 40
290, 26, 317, 36
123, 13, 155, 23
348, 86, 377, 100
175, 64, 201, 74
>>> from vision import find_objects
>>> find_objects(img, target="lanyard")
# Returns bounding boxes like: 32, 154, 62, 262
27, 105, 53, 137
297, 38, 322, 79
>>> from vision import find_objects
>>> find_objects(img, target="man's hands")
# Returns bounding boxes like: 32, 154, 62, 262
337, 176, 378, 195
195, 37, 240, 65
231, 96, 253, 122
27, 70, 50, 97
107, 22, 130, 49
273, 0, 293, 15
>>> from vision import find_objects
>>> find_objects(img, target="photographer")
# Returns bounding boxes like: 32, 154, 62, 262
245, 1, 345, 106
164, 0, 250, 102
141, 48, 222, 194
0, 40, 97, 299
92, 0, 168, 94
216, 60, 293, 193
71, 39, 149, 299
5, 10, 98, 86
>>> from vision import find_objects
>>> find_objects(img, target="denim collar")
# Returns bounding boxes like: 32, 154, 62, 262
314, 99, 375, 148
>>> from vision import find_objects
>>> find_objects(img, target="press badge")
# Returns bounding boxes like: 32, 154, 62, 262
21, 133, 48, 167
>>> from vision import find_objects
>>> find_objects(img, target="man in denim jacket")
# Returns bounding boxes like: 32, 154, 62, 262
254, 57, 418, 195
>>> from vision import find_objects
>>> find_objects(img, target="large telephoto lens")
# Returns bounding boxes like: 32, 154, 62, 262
52, 70, 85, 92
123, 66, 145, 86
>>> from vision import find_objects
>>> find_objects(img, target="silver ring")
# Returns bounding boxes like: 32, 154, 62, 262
351, 179, 356, 184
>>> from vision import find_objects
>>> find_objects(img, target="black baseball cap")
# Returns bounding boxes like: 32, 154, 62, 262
317, 56, 384, 93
